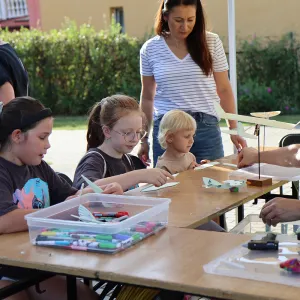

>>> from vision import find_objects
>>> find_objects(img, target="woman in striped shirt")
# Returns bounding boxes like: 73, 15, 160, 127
138, 0, 247, 166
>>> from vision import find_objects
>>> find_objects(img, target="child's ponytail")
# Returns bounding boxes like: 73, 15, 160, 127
86, 95, 142, 151
86, 102, 105, 150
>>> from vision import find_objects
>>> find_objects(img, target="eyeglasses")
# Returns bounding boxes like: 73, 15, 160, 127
111, 129, 147, 142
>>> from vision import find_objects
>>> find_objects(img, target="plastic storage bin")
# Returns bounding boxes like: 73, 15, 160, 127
230, 214, 300, 235
204, 234, 300, 287
25, 193, 171, 254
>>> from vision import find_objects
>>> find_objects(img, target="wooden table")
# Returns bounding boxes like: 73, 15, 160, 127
127, 155, 287, 228
0, 228, 299, 300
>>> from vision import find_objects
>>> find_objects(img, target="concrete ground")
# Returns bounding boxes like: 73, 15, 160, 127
46, 126, 300, 230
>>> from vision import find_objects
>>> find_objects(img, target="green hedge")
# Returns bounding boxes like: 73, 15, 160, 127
1, 21, 144, 114
237, 32, 300, 115
1, 22, 300, 115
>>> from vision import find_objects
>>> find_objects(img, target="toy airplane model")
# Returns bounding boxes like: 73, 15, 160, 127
214, 102, 300, 130
222, 122, 257, 139
203, 177, 246, 192
250, 111, 281, 119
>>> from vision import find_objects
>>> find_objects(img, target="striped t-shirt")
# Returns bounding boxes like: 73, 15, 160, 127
140, 32, 229, 119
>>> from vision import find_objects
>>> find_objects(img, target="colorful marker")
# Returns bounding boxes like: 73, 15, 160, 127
98, 241, 121, 249
113, 234, 132, 241
71, 234, 113, 241
41, 231, 70, 237
112, 215, 129, 222
36, 241, 71, 246
92, 211, 129, 218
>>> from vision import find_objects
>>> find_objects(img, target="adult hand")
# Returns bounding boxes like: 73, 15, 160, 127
230, 134, 247, 152
238, 147, 258, 168
137, 142, 151, 166
259, 197, 300, 226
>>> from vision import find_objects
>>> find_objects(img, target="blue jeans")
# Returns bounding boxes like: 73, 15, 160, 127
152, 112, 224, 166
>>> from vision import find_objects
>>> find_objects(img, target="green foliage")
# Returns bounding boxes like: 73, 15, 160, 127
0, 20, 144, 114
237, 32, 300, 114
2, 21, 300, 116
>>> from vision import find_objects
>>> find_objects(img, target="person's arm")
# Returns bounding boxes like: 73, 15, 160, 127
260, 197, 300, 226
0, 209, 36, 234
140, 75, 156, 135
214, 71, 247, 150
138, 75, 156, 163
214, 71, 237, 129
94, 168, 174, 190
0, 82, 15, 104
138, 43, 156, 163
0, 171, 34, 234
212, 34, 247, 150
238, 145, 300, 168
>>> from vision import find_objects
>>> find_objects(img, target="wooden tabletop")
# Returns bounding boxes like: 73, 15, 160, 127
0, 228, 298, 300
127, 155, 286, 228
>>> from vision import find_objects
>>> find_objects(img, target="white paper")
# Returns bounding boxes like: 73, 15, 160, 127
194, 162, 220, 170
231, 163, 300, 181
222, 163, 237, 168
141, 182, 179, 192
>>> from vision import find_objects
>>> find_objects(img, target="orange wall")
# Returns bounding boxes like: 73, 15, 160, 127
203, 0, 300, 41
39, 0, 300, 43
39, 0, 159, 37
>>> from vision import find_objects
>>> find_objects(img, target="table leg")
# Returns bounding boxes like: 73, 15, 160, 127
238, 204, 244, 222
67, 275, 77, 300
219, 214, 225, 229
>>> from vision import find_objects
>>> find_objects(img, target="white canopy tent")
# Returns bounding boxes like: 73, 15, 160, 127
227, 0, 238, 111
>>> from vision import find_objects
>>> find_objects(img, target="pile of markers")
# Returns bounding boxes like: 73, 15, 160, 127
92, 211, 129, 222
33, 221, 165, 254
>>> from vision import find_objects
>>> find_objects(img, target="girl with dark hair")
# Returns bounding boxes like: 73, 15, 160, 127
0, 96, 122, 300
138, 0, 247, 166
73, 94, 173, 190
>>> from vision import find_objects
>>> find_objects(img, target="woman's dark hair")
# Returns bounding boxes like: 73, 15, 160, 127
86, 95, 143, 150
0, 97, 46, 151
155, 0, 213, 76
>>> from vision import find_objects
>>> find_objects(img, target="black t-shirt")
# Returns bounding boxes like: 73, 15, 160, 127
0, 157, 77, 217
0, 43, 28, 97
73, 148, 145, 189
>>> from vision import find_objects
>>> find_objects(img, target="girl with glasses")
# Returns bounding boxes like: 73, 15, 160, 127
73, 95, 173, 190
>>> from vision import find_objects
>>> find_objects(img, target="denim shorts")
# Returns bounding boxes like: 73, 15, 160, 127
152, 111, 224, 166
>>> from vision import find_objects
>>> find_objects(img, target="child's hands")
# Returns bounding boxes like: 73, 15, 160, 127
66, 182, 123, 200
188, 161, 198, 169
199, 159, 210, 165
142, 168, 174, 187
100, 183, 123, 195
188, 159, 210, 170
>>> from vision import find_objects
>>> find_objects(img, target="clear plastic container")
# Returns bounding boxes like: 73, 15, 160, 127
204, 236, 300, 287
25, 193, 171, 254
230, 214, 300, 236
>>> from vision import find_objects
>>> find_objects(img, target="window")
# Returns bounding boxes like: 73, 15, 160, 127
111, 7, 124, 33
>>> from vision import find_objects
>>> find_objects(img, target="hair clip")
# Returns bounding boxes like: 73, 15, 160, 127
0, 102, 3, 114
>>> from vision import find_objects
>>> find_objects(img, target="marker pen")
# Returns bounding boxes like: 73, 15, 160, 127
36, 241, 71, 246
